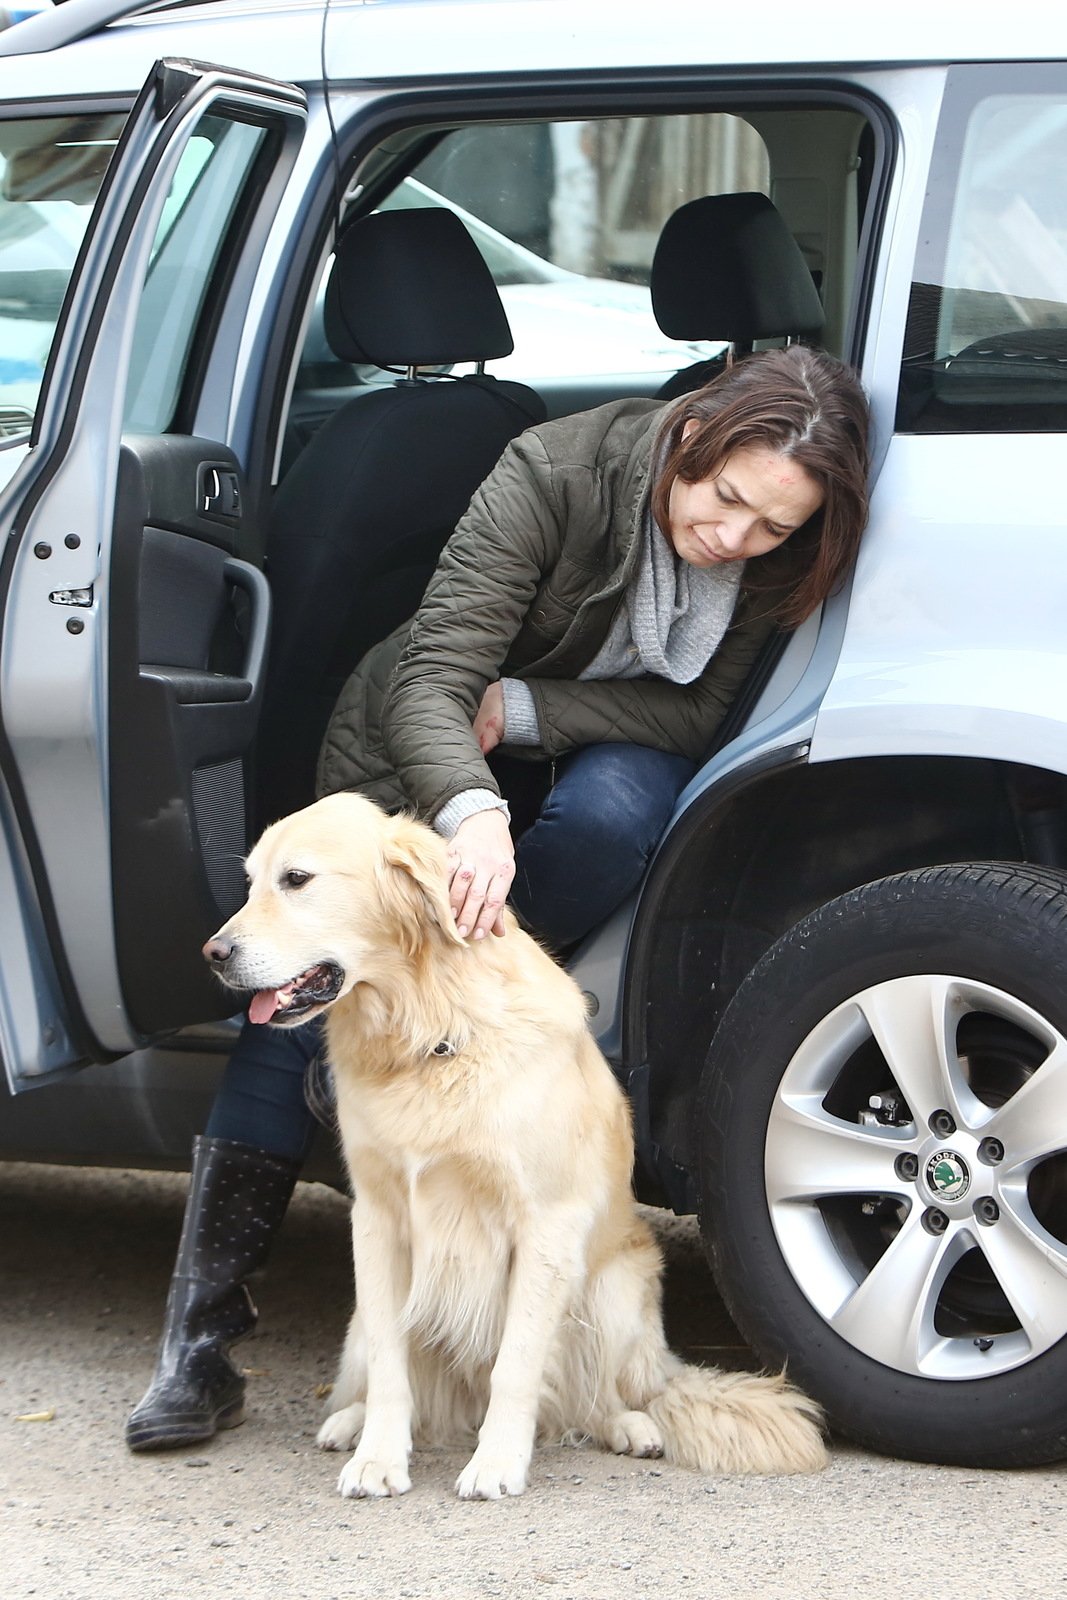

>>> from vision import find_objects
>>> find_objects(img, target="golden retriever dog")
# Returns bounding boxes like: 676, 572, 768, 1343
204, 792, 827, 1499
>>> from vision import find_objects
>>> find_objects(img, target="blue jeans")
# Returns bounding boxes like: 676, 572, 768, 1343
509, 742, 695, 948
207, 743, 695, 1158
205, 1010, 323, 1161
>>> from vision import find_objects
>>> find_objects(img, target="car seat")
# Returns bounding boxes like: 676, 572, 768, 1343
256, 207, 547, 828
651, 192, 826, 400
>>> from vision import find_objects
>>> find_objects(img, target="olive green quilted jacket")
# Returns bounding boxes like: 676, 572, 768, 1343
316, 395, 789, 823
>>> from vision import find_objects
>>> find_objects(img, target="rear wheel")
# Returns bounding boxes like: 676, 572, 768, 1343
698, 863, 1067, 1466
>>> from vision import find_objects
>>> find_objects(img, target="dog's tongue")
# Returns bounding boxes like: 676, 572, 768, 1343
248, 989, 281, 1026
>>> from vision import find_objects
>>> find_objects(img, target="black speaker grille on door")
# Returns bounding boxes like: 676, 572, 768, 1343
191, 760, 246, 916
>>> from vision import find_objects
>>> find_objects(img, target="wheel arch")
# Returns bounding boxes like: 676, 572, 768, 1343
697, 859, 1067, 1466
622, 748, 1067, 1208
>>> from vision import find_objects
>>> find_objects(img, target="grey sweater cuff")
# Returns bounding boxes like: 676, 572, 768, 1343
433, 788, 511, 840
501, 678, 542, 746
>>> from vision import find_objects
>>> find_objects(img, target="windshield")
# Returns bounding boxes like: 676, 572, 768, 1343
0, 112, 126, 436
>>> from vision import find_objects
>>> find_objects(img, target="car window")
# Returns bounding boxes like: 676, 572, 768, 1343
377, 177, 563, 287
405, 115, 772, 386
0, 112, 126, 437
296, 113, 772, 397
122, 114, 269, 434
898, 66, 1067, 432
283, 101, 869, 478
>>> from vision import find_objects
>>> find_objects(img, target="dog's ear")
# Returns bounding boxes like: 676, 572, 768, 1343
379, 815, 465, 956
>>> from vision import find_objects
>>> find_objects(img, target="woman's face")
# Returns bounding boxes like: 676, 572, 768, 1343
665, 425, 824, 569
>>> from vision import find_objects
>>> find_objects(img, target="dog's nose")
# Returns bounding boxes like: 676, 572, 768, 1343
203, 934, 236, 966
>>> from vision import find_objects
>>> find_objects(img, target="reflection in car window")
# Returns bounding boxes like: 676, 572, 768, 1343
899, 71, 1067, 432
377, 178, 561, 287
123, 115, 268, 434
301, 113, 772, 396
0, 112, 125, 436
407, 116, 770, 385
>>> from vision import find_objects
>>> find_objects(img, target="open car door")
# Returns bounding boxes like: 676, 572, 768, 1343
0, 59, 306, 1089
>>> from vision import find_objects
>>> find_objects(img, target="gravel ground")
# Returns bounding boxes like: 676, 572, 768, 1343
2, 1161, 1064, 1599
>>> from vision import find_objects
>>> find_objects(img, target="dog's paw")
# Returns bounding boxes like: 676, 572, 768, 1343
455, 1447, 529, 1500
605, 1409, 664, 1459
337, 1449, 411, 1499
316, 1402, 366, 1453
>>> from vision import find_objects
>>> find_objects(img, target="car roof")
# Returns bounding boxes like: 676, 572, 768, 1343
1, 0, 1065, 95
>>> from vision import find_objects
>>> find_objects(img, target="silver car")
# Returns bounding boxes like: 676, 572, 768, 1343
2, 0, 1067, 1469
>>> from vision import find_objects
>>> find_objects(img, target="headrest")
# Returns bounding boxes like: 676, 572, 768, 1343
651, 192, 825, 343
325, 207, 514, 368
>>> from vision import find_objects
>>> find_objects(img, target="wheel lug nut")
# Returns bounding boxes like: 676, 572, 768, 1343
929, 1109, 956, 1138
978, 1137, 1005, 1165
922, 1207, 950, 1235
895, 1152, 919, 1181
973, 1196, 1000, 1226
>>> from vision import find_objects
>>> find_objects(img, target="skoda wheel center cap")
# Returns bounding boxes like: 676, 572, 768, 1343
925, 1148, 971, 1202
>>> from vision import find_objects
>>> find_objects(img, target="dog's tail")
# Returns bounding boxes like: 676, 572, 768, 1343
645, 1360, 828, 1475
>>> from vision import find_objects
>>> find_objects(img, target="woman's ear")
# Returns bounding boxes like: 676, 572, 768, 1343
681, 417, 700, 443
379, 815, 465, 957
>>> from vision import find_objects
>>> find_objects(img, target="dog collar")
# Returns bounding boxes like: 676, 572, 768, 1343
431, 1040, 457, 1057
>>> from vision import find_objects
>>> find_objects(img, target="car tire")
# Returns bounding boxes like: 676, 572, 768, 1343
698, 861, 1067, 1467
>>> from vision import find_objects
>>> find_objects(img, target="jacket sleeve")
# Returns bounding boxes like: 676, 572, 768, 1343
380, 431, 562, 820
524, 602, 777, 761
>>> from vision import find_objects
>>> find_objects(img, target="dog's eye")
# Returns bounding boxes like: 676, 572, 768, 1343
283, 869, 312, 889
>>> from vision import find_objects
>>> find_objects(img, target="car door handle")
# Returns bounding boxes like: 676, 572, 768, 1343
141, 560, 268, 705
198, 462, 242, 523
223, 556, 269, 687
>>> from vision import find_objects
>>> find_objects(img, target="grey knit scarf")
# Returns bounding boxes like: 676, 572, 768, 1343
582, 499, 744, 685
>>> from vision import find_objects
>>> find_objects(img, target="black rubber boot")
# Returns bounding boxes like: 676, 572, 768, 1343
125, 1136, 300, 1452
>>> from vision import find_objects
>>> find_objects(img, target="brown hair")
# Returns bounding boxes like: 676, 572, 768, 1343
651, 346, 871, 627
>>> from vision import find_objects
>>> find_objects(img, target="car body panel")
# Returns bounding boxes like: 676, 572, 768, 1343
810, 431, 1067, 774
3, 0, 1067, 97
0, 59, 307, 1088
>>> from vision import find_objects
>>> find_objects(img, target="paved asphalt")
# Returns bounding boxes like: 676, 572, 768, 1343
1, 1161, 1062, 1599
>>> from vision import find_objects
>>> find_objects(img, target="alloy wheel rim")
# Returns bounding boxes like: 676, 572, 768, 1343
764, 974, 1067, 1379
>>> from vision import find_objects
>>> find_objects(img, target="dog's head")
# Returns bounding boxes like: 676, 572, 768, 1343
203, 792, 463, 1027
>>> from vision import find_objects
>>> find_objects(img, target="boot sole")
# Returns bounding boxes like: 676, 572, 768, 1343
126, 1398, 246, 1453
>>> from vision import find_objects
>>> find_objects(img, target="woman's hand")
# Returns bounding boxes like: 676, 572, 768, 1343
473, 681, 506, 755
446, 809, 515, 939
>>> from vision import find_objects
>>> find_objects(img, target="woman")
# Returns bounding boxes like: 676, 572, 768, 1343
125, 344, 871, 1451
